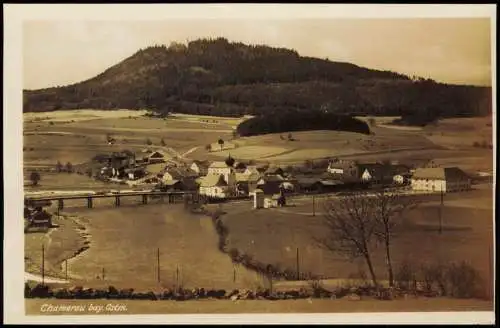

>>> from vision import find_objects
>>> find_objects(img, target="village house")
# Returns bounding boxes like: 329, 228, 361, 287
198, 174, 230, 198
125, 167, 146, 180
207, 161, 236, 187
235, 172, 261, 196
189, 160, 209, 176
264, 165, 284, 177
160, 167, 198, 183
327, 159, 358, 176
411, 167, 471, 193
243, 165, 261, 176
256, 174, 288, 195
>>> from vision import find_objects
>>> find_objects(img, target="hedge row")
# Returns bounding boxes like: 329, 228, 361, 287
25, 283, 429, 301
211, 210, 320, 281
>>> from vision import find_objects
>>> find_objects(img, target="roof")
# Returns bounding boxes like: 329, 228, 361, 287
148, 151, 165, 158
235, 172, 260, 182
412, 167, 470, 180
199, 174, 228, 187
258, 174, 284, 183
245, 166, 260, 174
163, 167, 198, 180
209, 161, 232, 169
163, 179, 180, 186
191, 159, 209, 166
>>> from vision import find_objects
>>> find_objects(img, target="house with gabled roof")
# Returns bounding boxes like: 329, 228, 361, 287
190, 160, 210, 176
199, 174, 230, 198
411, 167, 471, 193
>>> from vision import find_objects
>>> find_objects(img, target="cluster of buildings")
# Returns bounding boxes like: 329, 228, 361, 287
93, 149, 472, 199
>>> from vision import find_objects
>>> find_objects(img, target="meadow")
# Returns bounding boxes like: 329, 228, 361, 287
25, 203, 264, 291
220, 186, 494, 294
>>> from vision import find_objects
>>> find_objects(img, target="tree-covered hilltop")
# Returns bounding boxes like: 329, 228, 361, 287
236, 110, 371, 137
23, 37, 492, 125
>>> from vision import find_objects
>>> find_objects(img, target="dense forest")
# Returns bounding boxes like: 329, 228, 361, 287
23, 38, 492, 125
236, 110, 371, 137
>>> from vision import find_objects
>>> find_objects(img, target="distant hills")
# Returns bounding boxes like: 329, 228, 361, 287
23, 37, 492, 125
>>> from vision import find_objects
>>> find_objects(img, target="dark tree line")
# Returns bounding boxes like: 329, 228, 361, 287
236, 110, 371, 137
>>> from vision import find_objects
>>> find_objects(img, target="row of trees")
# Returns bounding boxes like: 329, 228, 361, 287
236, 110, 371, 137
316, 190, 417, 287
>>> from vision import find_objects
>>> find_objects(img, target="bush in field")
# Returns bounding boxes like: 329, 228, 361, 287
445, 261, 485, 299
29, 171, 41, 186
146, 138, 153, 145
65, 162, 73, 173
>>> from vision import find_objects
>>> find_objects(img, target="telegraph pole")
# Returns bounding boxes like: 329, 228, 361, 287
176, 265, 179, 290
438, 187, 444, 234
157, 248, 160, 283
296, 247, 300, 280
312, 196, 316, 217
65, 259, 68, 281
41, 244, 45, 286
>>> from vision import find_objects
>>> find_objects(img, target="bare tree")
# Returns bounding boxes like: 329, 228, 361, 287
314, 193, 380, 286
372, 190, 418, 287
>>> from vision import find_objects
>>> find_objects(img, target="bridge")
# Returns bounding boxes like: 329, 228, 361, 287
24, 190, 200, 210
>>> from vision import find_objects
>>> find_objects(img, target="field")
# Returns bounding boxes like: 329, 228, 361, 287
23, 110, 236, 168
190, 116, 493, 172
25, 203, 264, 291
219, 186, 494, 295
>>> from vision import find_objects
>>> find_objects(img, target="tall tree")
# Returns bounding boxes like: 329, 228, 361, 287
314, 193, 380, 286
217, 138, 224, 151
372, 190, 417, 287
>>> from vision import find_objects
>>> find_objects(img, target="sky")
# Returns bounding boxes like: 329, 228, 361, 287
23, 18, 492, 89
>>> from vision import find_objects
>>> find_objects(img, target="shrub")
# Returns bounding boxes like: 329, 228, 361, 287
445, 261, 485, 299
395, 260, 416, 291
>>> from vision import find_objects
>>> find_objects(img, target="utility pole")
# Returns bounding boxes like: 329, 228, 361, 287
42, 244, 45, 286
102, 267, 105, 280
233, 266, 236, 283
439, 186, 444, 234
296, 247, 300, 280
176, 265, 179, 290
65, 259, 68, 281
312, 196, 316, 217
157, 248, 160, 283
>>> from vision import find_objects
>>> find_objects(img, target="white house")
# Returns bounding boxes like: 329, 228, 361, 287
327, 160, 358, 178
411, 167, 471, 193
207, 161, 236, 188
199, 174, 229, 198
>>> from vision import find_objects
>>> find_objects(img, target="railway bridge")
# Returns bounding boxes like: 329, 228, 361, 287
24, 190, 201, 210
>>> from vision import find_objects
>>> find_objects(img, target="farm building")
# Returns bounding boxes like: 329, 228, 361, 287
144, 151, 166, 164
235, 172, 261, 196
157, 179, 186, 191
125, 167, 146, 180
160, 167, 199, 182
411, 167, 471, 193
207, 161, 236, 188
199, 174, 230, 198
356, 163, 410, 185
327, 159, 358, 177
264, 165, 284, 177
256, 174, 286, 195
295, 177, 345, 193
190, 160, 209, 176
244, 165, 261, 176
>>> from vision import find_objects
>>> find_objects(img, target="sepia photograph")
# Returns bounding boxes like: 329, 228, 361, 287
3, 3, 496, 325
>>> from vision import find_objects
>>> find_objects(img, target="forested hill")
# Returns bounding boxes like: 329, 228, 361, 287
23, 37, 492, 124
